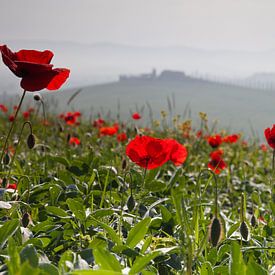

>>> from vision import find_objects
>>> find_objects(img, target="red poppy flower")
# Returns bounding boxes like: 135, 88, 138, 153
264, 125, 275, 149
93, 118, 105, 128
9, 115, 15, 122
126, 135, 171, 169
100, 126, 118, 136
6, 183, 17, 190
117, 132, 128, 142
0, 104, 8, 113
23, 111, 30, 120
69, 137, 81, 146
208, 134, 222, 148
223, 134, 239, 143
165, 139, 188, 166
0, 45, 70, 91
260, 144, 268, 152
132, 112, 141, 120
208, 150, 226, 174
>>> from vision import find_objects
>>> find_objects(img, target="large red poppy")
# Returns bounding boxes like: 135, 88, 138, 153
126, 135, 188, 170
0, 45, 70, 92
165, 139, 188, 166
264, 125, 275, 149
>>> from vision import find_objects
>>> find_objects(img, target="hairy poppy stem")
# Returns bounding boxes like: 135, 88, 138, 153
7, 121, 32, 182
0, 89, 27, 166
272, 149, 275, 172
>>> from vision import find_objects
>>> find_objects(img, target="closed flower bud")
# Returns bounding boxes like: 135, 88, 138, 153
3, 153, 10, 165
2, 177, 8, 188
127, 195, 135, 212
22, 212, 30, 228
240, 221, 249, 240
122, 158, 127, 170
67, 134, 71, 143
209, 217, 222, 247
27, 134, 35, 149
250, 215, 257, 228
33, 94, 41, 101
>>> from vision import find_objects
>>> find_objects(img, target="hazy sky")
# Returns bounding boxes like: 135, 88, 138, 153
1, 0, 275, 51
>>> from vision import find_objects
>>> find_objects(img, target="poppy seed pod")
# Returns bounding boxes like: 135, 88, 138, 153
27, 134, 35, 149
209, 217, 222, 247
3, 153, 10, 165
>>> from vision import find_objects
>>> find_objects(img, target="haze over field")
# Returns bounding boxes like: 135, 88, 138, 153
1, 0, 275, 137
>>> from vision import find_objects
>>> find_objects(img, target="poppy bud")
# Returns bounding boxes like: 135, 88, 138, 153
240, 221, 249, 240
67, 134, 71, 143
209, 217, 222, 247
122, 159, 127, 170
2, 177, 8, 188
127, 195, 135, 212
22, 212, 30, 228
250, 215, 257, 228
3, 153, 10, 165
33, 94, 41, 101
27, 134, 35, 149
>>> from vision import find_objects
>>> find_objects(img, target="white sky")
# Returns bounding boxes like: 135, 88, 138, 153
1, 0, 275, 51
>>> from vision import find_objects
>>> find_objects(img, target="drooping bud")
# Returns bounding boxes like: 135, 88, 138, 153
22, 212, 30, 228
250, 214, 257, 228
122, 158, 127, 170
127, 195, 135, 212
2, 177, 8, 188
33, 94, 41, 101
240, 221, 249, 241
209, 217, 222, 247
3, 152, 10, 165
27, 134, 35, 149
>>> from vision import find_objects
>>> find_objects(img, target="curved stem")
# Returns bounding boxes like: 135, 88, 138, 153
0, 90, 27, 165
7, 121, 33, 182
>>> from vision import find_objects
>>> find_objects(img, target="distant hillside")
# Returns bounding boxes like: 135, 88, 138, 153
44, 74, 275, 138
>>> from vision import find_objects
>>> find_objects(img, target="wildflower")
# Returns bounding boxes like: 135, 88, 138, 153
0, 45, 70, 91
264, 125, 275, 149
208, 149, 226, 174
0, 104, 8, 113
100, 126, 118, 136
132, 112, 141, 120
223, 134, 239, 143
69, 137, 81, 146
208, 134, 222, 148
117, 132, 127, 142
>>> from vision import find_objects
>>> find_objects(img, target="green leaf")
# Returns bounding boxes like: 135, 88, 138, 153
48, 156, 70, 167
70, 271, 121, 275
247, 260, 268, 275
93, 247, 122, 272
230, 241, 246, 275
201, 261, 214, 275
126, 217, 151, 249
129, 251, 161, 274
144, 180, 166, 192
39, 263, 59, 275
7, 237, 20, 275
227, 222, 240, 238
46, 206, 71, 218
20, 245, 39, 268
0, 219, 20, 249
66, 198, 86, 221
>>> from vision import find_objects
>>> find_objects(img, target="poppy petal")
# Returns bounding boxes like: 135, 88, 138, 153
0, 45, 19, 76
16, 49, 54, 64
46, 68, 70, 90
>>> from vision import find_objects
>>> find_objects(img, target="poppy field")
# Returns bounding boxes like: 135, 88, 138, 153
0, 45, 274, 275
